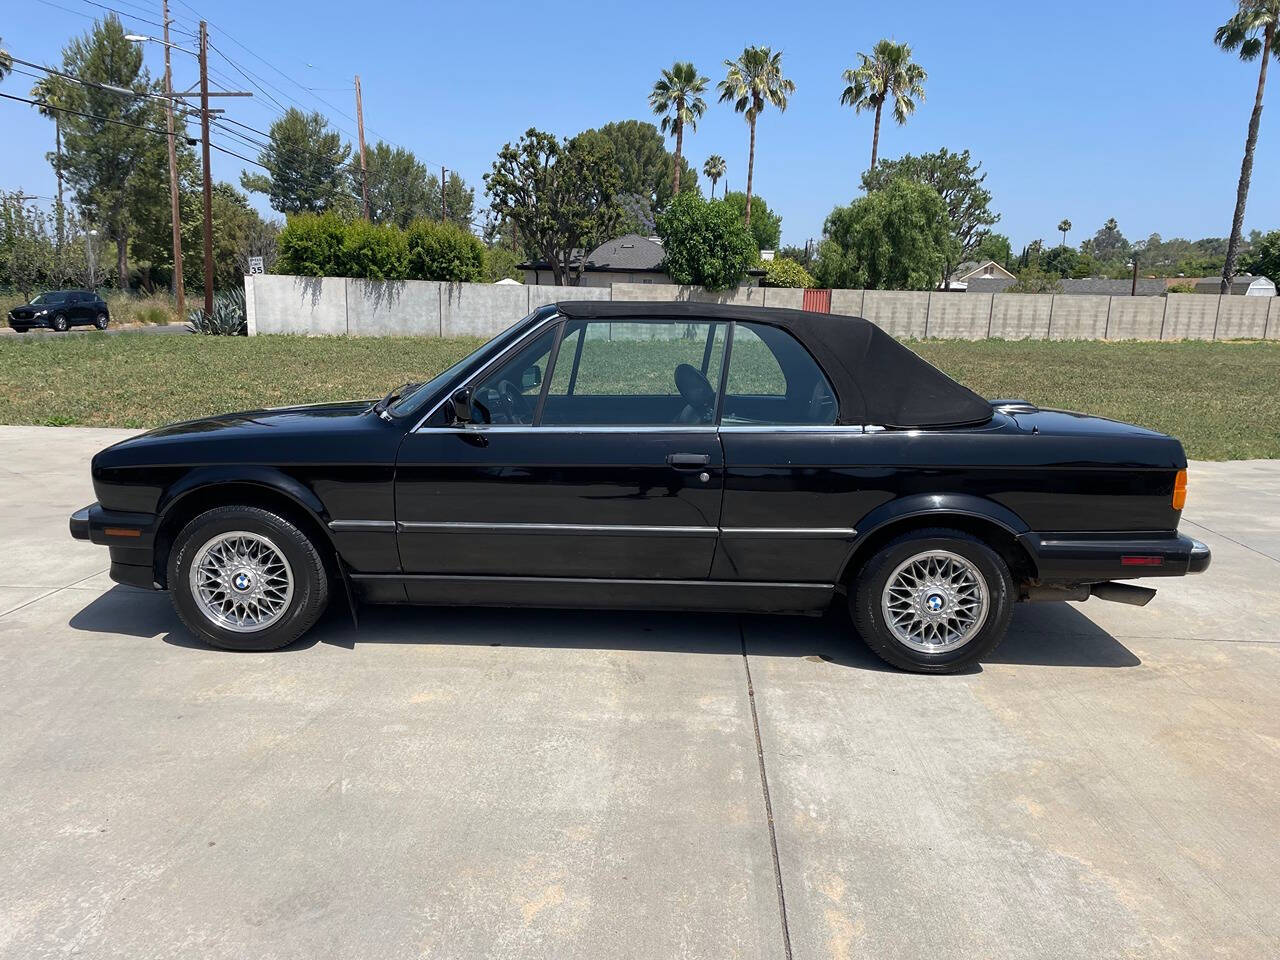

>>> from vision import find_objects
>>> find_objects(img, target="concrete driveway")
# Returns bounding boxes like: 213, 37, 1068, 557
2, 426, 1277, 959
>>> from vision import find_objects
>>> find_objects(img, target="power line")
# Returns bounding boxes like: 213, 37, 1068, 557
0, 90, 172, 137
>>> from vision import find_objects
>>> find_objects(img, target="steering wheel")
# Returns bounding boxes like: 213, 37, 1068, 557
494, 379, 534, 424
674, 363, 716, 423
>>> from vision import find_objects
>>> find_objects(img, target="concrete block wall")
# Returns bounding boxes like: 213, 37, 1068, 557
1048, 295, 1110, 340
245, 274, 1276, 342
989, 294, 1051, 339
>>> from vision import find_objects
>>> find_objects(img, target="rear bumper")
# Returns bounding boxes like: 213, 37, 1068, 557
1020, 531, 1211, 583
70, 502, 160, 590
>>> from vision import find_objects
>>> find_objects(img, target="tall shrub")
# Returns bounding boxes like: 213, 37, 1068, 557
405, 220, 487, 282
656, 192, 757, 291
276, 212, 347, 276
340, 220, 407, 280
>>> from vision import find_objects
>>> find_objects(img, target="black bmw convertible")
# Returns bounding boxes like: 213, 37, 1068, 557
70, 301, 1209, 673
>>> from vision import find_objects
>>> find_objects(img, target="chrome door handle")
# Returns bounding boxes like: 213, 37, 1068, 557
666, 453, 710, 469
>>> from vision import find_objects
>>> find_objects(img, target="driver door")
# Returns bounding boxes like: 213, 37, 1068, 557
394, 316, 727, 581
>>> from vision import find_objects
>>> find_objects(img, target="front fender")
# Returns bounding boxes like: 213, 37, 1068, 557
156, 465, 331, 527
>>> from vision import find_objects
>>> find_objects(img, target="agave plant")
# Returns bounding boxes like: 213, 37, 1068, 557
188, 289, 247, 336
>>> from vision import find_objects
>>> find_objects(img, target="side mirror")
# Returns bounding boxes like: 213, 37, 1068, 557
451, 386, 474, 424
522, 364, 542, 391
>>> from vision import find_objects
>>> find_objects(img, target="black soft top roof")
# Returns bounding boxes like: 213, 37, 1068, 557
556, 301, 993, 429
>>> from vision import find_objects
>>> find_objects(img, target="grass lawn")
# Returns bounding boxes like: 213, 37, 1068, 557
1, 332, 1277, 460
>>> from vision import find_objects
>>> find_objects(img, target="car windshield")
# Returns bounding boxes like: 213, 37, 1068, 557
388, 307, 556, 416
30, 292, 71, 305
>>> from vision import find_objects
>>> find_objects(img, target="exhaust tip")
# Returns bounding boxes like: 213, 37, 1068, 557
1091, 582, 1157, 607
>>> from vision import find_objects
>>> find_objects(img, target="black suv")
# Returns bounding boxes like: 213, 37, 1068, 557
9, 291, 110, 332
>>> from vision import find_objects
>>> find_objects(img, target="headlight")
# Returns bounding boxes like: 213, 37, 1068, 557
35, 309, 48, 316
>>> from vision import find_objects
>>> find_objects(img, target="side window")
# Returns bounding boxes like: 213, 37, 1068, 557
541, 319, 726, 426
468, 327, 556, 425
721, 322, 837, 426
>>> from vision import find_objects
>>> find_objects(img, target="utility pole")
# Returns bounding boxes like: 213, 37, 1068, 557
198, 20, 214, 316
354, 74, 369, 221
1131, 251, 1140, 297
441, 166, 448, 222
163, 0, 185, 315
53, 117, 65, 249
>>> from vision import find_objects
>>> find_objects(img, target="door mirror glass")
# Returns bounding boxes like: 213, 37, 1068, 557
521, 364, 542, 391
451, 387, 474, 424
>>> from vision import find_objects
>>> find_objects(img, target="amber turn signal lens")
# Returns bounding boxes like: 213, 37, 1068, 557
1172, 469, 1188, 511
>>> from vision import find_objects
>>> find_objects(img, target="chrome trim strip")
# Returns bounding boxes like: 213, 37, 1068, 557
397, 521, 717, 537
718, 424, 864, 433
720, 527, 857, 538
350, 572, 835, 591
328, 520, 397, 532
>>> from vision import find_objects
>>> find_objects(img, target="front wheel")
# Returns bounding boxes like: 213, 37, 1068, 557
51, 314, 68, 332
850, 528, 1014, 674
168, 505, 329, 651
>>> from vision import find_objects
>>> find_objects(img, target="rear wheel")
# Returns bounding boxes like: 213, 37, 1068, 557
850, 528, 1014, 674
168, 505, 329, 651
94, 312, 109, 330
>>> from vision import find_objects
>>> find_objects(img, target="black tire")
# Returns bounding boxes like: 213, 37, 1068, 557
168, 505, 329, 651
850, 527, 1014, 674
51, 314, 68, 332
94, 312, 109, 330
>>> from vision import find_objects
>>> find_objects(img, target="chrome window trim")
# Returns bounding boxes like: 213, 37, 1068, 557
717, 425, 868, 433
427, 424, 719, 435
410, 311, 563, 433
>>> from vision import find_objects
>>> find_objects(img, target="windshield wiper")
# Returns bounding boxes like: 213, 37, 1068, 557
373, 381, 421, 420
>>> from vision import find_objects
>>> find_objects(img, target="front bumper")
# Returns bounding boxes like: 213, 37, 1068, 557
1019, 531, 1211, 583
70, 502, 160, 589
8, 317, 50, 330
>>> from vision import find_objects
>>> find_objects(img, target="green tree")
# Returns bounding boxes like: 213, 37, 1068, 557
484, 128, 623, 286
1057, 218, 1072, 246
760, 256, 814, 288
241, 108, 352, 215
1083, 217, 1130, 261
720, 190, 781, 250
861, 147, 997, 288
40, 15, 172, 285
703, 154, 726, 198
1245, 228, 1280, 280
718, 46, 795, 227
353, 141, 431, 227
649, 61, 709, 196
1039, 244, 1081, 279
1006, 266, 1064, 294
972, 232, 1012, 269
425, 170, 476, 229
0, 193, 54, 298
840, 39, 927, 172
1216, 1, 1280, 291
579, 120, 696, 233
812, 179, 953, 290
179, 182, 278, 290
656, 192, 757, 291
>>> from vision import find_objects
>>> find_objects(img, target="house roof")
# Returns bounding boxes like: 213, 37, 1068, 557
1193, 274, 1276, 294
949, 260, 1016, 284
520, 233, 666, 274
967, 276, 1169, 296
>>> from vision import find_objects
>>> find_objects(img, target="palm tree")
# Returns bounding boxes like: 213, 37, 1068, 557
840, 39, 927, 173
1216, 1, 1279, 292
703, 155, 726, 198
0, 37, 11, 80
1058, 219, 1072, 247
718, 46, 795, 227
649, 61, 708, 197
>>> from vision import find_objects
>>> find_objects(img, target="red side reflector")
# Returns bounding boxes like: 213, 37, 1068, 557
1121, 555, 1164, 567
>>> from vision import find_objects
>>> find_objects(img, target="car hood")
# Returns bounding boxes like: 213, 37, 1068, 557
94, 399, 381, 468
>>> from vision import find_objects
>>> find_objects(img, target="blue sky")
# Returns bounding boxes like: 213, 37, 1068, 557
2, 0, 1275, 251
